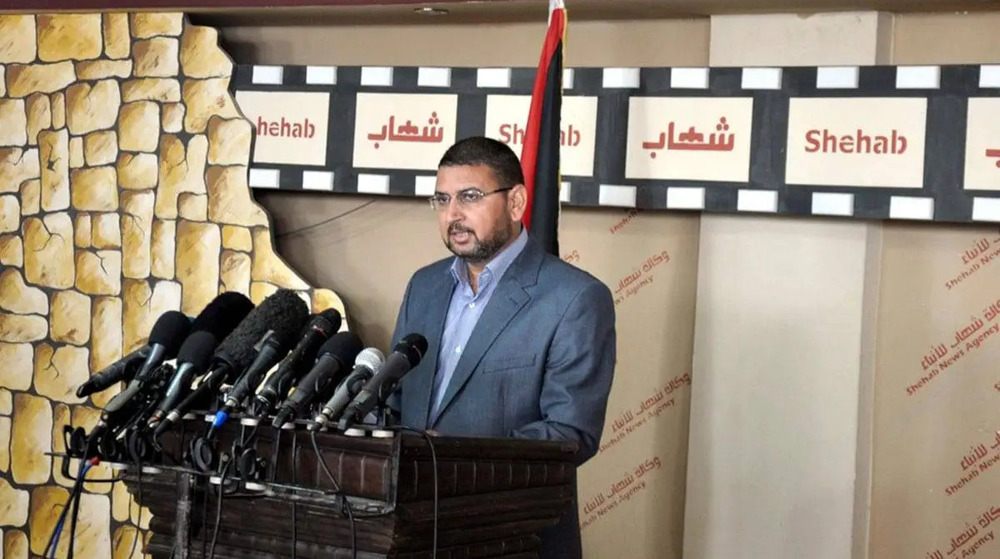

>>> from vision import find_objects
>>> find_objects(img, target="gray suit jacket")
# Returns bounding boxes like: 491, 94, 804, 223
388, 235, 617, 559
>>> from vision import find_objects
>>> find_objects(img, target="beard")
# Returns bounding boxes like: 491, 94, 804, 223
445, 222, 515, 265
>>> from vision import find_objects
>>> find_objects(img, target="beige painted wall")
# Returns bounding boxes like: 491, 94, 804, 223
685, 12, 887, 559
893, 11, 1000, 64
217, 18, 710, 67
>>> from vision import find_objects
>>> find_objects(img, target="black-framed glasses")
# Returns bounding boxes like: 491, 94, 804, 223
428, 187, 513, 211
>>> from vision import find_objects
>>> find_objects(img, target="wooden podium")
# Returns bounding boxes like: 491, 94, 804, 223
120, 417, 579, 559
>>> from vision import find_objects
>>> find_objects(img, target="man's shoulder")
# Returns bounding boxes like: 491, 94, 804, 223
535, 251, 612, 299
406, 255, 454, 289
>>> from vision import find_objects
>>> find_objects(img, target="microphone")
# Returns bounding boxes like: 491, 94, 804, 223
271, 331, 364, 428
189, 291, 256, 341
99, 311, 191, 416
145, 331, 219, 428
119, 310, 191, 387
337, 333, 427, 430
87, 356, 178, 448
308, 347, 384, 432
75, 345, 151, 398
152, 289, 309, 437
94, 292, 254, 416
253, 309, 343, 417
215, 291, 310, 422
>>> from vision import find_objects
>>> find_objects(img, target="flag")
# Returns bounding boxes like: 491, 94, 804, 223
520, 0, 566, 257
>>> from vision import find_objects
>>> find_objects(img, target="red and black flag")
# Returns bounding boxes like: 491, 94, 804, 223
520, 0, 566, 257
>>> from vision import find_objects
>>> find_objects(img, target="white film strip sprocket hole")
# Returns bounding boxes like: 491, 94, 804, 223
248, 168, 280, 189
811, 192, 855, 217
889, 196, 935, 221
817, 66, 860, 89
737, 190, 778, 213
357, 173, 391, 195
741, 68, 783, 90
666, 187, 705, 210
360, 66, 394, 87
598, 184, 637, 207
251, 65, 284, 85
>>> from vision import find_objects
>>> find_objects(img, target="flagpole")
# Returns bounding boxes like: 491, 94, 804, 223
548, 0, 564, 24
520, 0, 566, 256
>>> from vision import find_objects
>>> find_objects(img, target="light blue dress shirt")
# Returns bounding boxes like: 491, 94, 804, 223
428, 227, 529, 423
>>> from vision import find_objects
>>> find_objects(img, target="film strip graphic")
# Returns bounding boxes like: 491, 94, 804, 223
231, 63, 1000, 224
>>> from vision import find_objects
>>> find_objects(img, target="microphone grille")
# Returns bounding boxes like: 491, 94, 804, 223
394, 333, 429, 366
191, 292, 255, 339
317, 308, 343, 333
355, 347, 384, 372
215, 289, 307, 371
148, 311, 193, 356
176, 331, 218, 369
319, 331, 364, 365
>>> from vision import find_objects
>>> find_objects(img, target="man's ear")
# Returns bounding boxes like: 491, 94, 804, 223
508, 183, 527, 221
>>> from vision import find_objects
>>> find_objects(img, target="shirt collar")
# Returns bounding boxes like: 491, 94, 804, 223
449, 226, 529, 287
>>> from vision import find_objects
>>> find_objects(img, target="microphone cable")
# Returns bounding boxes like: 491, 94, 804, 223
207, 459, 233, 559
308, 430, 357, 559
125, 430, 148, 559
43, 456, 95, 559
291, 432, 298, 559
65, 440, 147, 559
307, 427, 439, 559
48, 425, 124, 559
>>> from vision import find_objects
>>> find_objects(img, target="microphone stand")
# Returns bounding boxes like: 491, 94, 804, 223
343, 382, 397, 439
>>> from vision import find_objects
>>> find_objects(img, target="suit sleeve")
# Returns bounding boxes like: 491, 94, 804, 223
386, 276, 414, 417
508, 280, 617, 465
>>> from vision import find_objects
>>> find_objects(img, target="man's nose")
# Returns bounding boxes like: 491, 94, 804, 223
444, 198, 464, 222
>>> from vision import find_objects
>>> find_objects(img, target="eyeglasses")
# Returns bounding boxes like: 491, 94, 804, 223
428, 187, 513, 211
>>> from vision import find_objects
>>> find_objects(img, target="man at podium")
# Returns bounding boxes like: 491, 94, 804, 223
388, 136, 618, 559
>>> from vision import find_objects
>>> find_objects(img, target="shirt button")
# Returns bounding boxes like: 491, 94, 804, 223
469, 302, 476, 308
455, 346, 461, 353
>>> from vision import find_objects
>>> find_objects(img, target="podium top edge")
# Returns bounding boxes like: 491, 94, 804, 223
397, 433, 580, 462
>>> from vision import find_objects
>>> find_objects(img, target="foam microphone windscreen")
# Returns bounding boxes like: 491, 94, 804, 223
323, 331, 365, 365
176, 330, 218, 369
190, 292, 255, 340
212, 289, 310, 374
268, 295, 312, 352
150, 310, 194, 358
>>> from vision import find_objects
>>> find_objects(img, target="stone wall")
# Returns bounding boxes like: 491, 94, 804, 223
0, 13, 346, 559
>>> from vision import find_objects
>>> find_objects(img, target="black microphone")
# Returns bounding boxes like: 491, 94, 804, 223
215, 291, 310, 422
308, 347, 384, 432
152, 289, 309, 437
89, 358, 178, 444
145, 331, 219, 429
100, 311, 191, 416
95, 292, 254, 416
337, 333, 427, 430
253, 309, 343, 417
75, 345, 152, 398
120, 310, 191, 387
272, 332, 364, 428
190, 291, 256, 341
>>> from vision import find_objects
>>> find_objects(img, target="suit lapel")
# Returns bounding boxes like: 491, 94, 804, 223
430, 238, 543, 427
411, 272, 456, 429
430, 279, 529, 427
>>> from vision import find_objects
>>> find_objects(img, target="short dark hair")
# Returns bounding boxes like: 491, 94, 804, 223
438, 136, 525, 189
